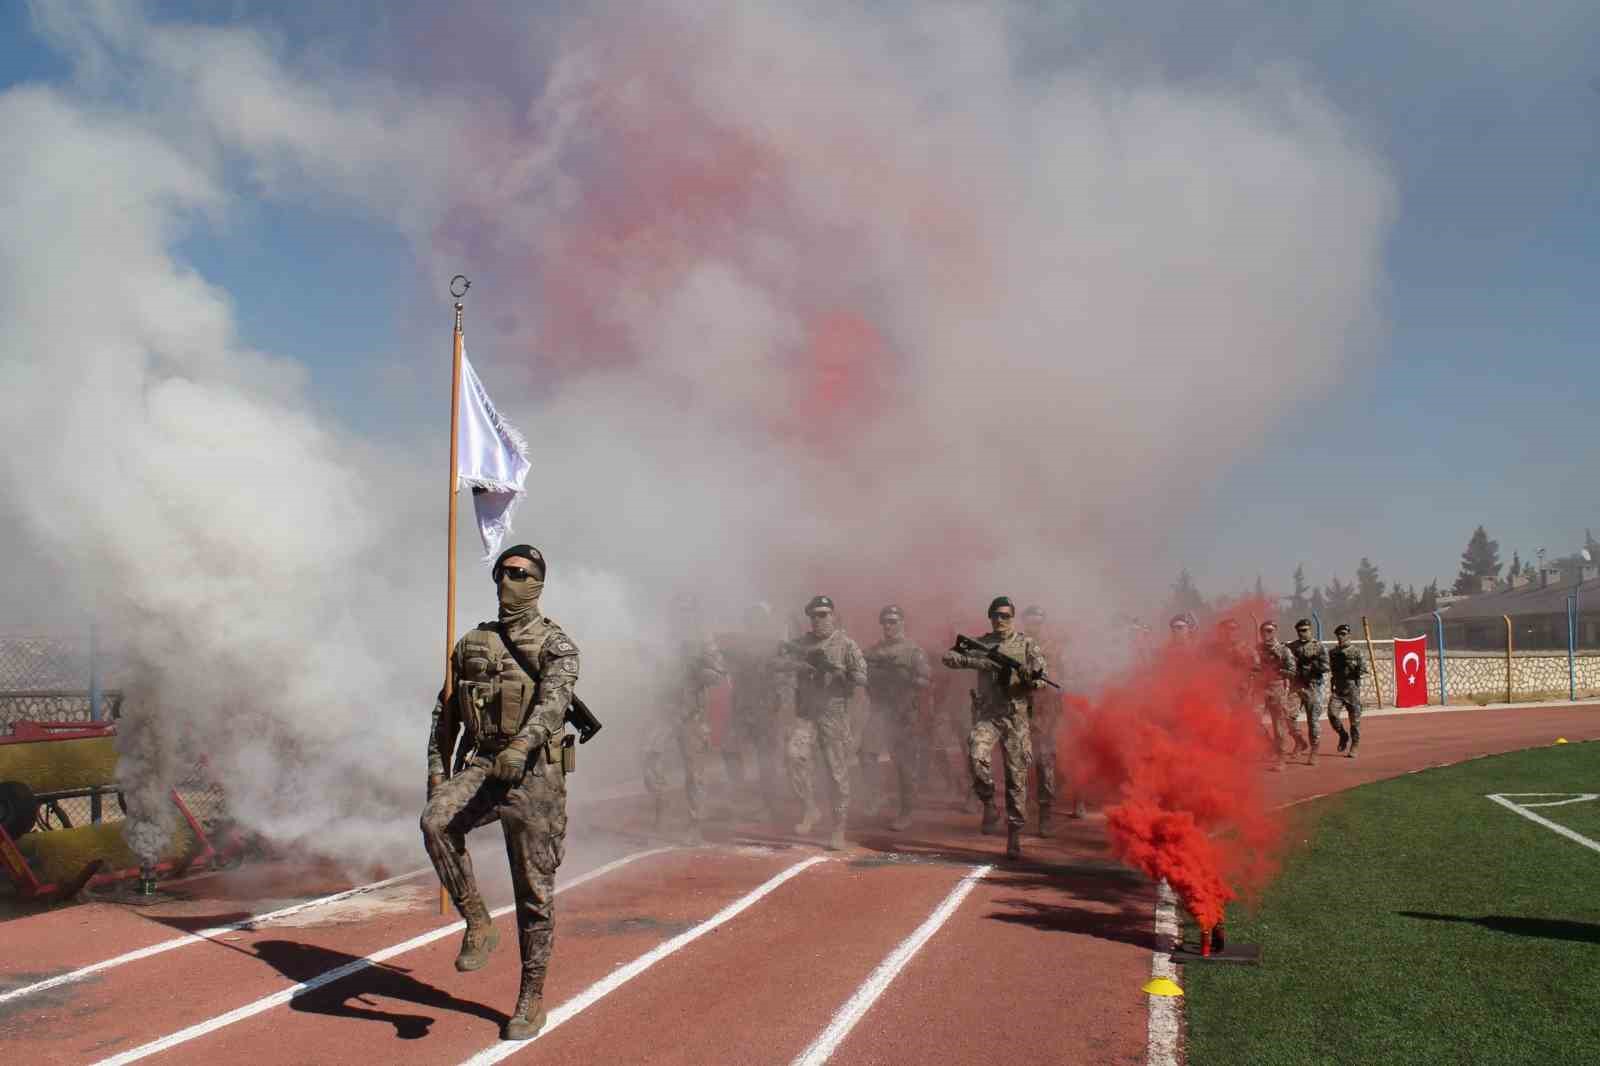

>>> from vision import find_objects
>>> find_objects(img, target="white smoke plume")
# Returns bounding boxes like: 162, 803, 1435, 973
0, 2, 1391, 868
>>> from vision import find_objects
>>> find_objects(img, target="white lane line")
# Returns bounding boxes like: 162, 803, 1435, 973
1486, 795, 1600, 854
789, 863, 990, 1066
1146, 880, 1181, 1066
459, 855, 829, 1065
88, 848, 672, 1066
0, 867, 431, 1007
1497, 793, 1600, 809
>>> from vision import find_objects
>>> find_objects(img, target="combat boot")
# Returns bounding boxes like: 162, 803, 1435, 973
1334, 726, 1349, 753
1005, 826, 1022, 860
1347, 738, 1359, 759
502, 978, 547, 1041
889, 811, 913, 832
793, 805, 821, 835
1306, 743, 1318, 766
454, 900, 500, 973
1037, 805, 1054, 836
980, 802, 1001, 835
828, 826, 848, 851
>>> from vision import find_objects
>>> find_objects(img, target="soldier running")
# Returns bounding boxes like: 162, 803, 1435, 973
1021, 605, 1076, 831
422, 545, 577, 1042
782, 595, 868, 850
1327, 623, 1367, 757
1255, 620, 1297, 770
942, 596, 1047, 859
720, 602, 786, 822
643, 594, 728, 843
863, 604, 931, 831
1287, 618, 1330, 764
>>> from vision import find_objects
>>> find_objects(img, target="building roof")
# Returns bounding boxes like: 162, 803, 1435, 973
1404, 576, 1600, 624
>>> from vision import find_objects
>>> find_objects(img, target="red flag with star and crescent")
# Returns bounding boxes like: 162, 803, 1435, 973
1393, 635, 1429, 707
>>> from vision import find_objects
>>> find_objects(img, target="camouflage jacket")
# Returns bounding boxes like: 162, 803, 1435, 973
1254, 639, 1294, 697
1329, 643, 1367, 689
943, 630, 1046, 719
865, 636, 931, 716
428, 614, 579, 776
1287, 637, 1330, 690
780, 629, 868, 718
661, 636, 728, 723
720, 631, 783, 716
1028, 635, 1066, 717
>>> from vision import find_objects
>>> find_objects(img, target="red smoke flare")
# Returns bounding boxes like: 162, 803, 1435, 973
1063, 622, 1283, 929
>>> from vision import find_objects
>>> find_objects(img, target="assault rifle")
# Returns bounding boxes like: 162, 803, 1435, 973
951, 634, 1062, 690
566, 694, 603, 744
780, 640, 839, 683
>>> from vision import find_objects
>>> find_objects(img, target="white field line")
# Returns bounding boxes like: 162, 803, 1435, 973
789, 864, 991, 1066
0, 867, 431, 1007
88, 848, 672, 1066
1486, 795, 1600, 855
459, 855, 828, 1065
1496, 792, 1599, 809
1146, 880, 1181, 1066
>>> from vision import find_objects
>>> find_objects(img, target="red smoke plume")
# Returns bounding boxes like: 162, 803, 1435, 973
1063, 615, 1283, 929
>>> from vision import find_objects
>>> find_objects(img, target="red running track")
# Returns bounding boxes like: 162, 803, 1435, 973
1, 702, 1595, 1065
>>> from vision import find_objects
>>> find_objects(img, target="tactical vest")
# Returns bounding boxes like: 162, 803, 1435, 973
455, 618, 558, 752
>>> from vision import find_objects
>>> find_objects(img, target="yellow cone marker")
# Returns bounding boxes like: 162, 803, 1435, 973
1143, 976, 1184, 997
1555, 737, 1569, 745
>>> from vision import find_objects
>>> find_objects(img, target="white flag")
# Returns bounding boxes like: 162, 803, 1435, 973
457, 346, 531, 560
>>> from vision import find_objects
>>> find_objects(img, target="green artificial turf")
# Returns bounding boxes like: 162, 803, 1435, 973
1182, 741, 1600, 1066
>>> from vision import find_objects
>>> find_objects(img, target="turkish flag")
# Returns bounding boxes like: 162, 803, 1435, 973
1393, 635, 1429, 708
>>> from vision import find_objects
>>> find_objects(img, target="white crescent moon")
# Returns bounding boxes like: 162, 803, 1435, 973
1401, 651, 1421, 676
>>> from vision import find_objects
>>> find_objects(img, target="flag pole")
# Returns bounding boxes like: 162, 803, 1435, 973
440, 275, 469, 915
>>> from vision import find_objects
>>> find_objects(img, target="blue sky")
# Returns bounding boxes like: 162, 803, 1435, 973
3, 0, 1596, 602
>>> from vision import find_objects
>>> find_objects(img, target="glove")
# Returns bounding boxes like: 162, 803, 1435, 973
427, 773, 444, 800
491, 743, 531, 785
941, 651, 963, 668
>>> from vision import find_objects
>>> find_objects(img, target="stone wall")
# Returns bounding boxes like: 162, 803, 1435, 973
1357, 647, 1600, 705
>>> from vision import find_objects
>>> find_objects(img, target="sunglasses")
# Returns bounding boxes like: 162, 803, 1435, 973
501, 566, 537, 582
990, 611, 1015, 620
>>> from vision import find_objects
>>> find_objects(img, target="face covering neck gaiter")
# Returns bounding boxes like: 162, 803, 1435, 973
498, 577, 544, 623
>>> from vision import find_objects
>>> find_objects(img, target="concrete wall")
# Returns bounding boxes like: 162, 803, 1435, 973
1357, 647, 1600, 705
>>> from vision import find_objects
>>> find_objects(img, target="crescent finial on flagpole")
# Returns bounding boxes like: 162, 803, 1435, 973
450, 274, 471, 299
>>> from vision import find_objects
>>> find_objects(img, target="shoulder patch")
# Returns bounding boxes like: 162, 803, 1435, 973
546, 634, 578, 657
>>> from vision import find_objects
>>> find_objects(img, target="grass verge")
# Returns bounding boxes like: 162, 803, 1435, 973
1182, 741, 1600, 1066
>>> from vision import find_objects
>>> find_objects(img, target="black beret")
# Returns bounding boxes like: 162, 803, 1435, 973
493, 544, 544, 581
1295, 618, 1313, 629
806, 595, 835, 614
1334, 624, 1352, 636
879, 605, 904, 623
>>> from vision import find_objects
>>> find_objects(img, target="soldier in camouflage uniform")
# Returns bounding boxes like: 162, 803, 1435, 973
782, 595, 868, 850
720, 602, 786, 821
643, 595, 729, 844
942, 596, 1047, 859
1254, 620, 1297, 771
1287, 618, 1329, 764
422, 545, 576, 1042
1020, 605, 1073, 833
863, 605, 931, 831
1326, 623, 1366, 757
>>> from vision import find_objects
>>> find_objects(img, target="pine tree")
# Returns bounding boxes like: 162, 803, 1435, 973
1325, 576, 1355, 618
1308, 587, 1326, 618
1453, 526, 1502, 594
1253, 575, 1267, 603
1170, 569, 1206, 617
1511, 551, 1522, 585
1354, 557, 1385, 614
1290, 565, 1310, 614
1418, 581, 1439, 613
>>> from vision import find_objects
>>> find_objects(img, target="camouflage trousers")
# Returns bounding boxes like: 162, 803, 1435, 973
969, 708, 1032, 829
1327, 685, 1363, 745
787, 707, 852, 824
1292, 682, 1326, 746
861, 707, 922, 816
920, 701, 972, 798
722, 707, 782, 816
420, 755, 567, 990
644, 714, 712, 823
1029, 705, 1059, 809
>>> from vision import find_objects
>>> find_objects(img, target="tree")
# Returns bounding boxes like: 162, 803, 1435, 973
1324, 576, 1354, 618
1453, 525, 1501, 594
1510, 551, 1522, 585
1308, 587, 1326, 619
1253, 575, 1267, 604
1290, 565, 1310, 615
1354, 557, 1385, 614
1418, 581, 1439, 614
1170, 569, 1205, 617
